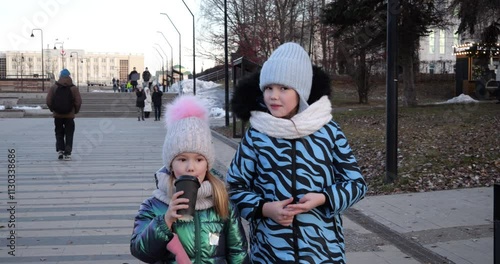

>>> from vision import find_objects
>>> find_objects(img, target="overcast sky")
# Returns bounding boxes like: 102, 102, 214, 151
1, 0, 212, 73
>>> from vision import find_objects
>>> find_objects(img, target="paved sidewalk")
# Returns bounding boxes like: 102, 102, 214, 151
211, 131, 494, 264
0, 118, 494, 264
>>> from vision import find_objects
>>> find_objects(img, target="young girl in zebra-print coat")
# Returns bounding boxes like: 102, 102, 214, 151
226, 42, 367, 264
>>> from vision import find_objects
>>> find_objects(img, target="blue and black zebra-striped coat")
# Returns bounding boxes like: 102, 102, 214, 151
227, 120, 366, 263
226, 66, 367, 263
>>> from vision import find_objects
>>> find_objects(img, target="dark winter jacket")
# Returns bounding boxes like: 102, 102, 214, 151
131, 168, 248, 264
142, 70, 151, 82
152, 90, 163, 106
136, 90, 146, 108
227, 66, 367, 263
46, 76, 82, 118
129, 70, 139, 85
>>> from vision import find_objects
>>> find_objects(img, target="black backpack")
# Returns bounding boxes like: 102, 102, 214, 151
51, 84, 74, 114
143, 71, 151, 81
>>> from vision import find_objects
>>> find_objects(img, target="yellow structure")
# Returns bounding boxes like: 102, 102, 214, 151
453, 42, 500, 96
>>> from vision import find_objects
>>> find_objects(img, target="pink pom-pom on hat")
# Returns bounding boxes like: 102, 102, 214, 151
162, 95, 214, 170
164, 95, 209, 127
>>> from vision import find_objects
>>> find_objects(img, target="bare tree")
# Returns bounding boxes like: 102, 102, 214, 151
199, 0, 324, 66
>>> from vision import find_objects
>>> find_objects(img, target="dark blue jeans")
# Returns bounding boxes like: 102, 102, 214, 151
54, 118, 75, 155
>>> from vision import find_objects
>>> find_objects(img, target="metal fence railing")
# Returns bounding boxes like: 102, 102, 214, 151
197, 68, 232, 83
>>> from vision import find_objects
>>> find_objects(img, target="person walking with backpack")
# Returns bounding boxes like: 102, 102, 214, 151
46, 69, 82, 161
142, 67, 151, 89
129, 67, 140, 92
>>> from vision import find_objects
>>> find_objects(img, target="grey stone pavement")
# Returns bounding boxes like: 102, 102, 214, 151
0, 117, 494, 264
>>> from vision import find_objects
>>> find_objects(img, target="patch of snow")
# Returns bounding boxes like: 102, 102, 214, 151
13, 105, 42, 110
169, 79, 221, 94
170, 79, 226, 119
91, 89, 114, 93
435, 94, 479, 104
0, 105, 43, 110
210, 107, 226, 118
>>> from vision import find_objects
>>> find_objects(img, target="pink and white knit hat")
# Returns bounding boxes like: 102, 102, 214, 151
162, 95, 214, 169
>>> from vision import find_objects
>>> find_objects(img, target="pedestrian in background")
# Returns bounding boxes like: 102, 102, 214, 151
46, 69, 82, 161
144, 86, 152, 119
129, 67, 139, 92
152, 84, 163, 121
136, 86, 146, 121
126, 81, 132, 93
226, 42, 367, 263
142, 67, 151, 89
130, 95, 248, 263
112, 77, 117, 93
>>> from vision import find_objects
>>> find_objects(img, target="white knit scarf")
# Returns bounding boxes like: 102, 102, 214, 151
153, 172, 214, 210
249, 96, 332, 139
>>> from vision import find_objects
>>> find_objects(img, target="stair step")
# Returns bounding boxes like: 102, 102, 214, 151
12, 92, 177, 117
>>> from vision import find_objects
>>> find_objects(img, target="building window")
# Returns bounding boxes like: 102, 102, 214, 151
101, 58, 106, 63
429, 30, 435, 54
439, 30, 445, 54
0, 58, 6, 78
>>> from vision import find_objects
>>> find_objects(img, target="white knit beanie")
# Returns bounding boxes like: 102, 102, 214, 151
259, 42, 313, 113
162, 95, 214, 170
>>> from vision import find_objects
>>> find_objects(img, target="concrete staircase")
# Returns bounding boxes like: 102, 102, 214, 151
12, 91, 178, 118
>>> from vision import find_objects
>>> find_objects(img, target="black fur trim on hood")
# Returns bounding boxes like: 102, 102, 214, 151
231, 65, 332, 122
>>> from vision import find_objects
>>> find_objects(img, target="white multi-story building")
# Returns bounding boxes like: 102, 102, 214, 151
419, 26, 460, 74
0, 49, 144, 86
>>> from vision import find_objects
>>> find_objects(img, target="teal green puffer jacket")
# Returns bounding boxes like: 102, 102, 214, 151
130, 174, 248, 263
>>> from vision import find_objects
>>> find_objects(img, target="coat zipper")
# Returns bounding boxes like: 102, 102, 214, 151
195, 212, 201, 263
291, 140, 299, 263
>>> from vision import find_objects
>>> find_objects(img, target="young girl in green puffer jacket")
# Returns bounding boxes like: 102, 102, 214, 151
130, 95, 248, 264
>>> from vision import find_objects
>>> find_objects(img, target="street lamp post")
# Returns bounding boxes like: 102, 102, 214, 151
181, 0, 196, 95
83, 58, 90, 92
70, 52, 79, 88
53, 41, 65, 68
224, 0, 229, 126
154, 43, 168, 91
153, 47, 165, 91
19, 54, 25, 88
160, 12, 182, 94
157, 31, 174, 90
30, 28, 44, 91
